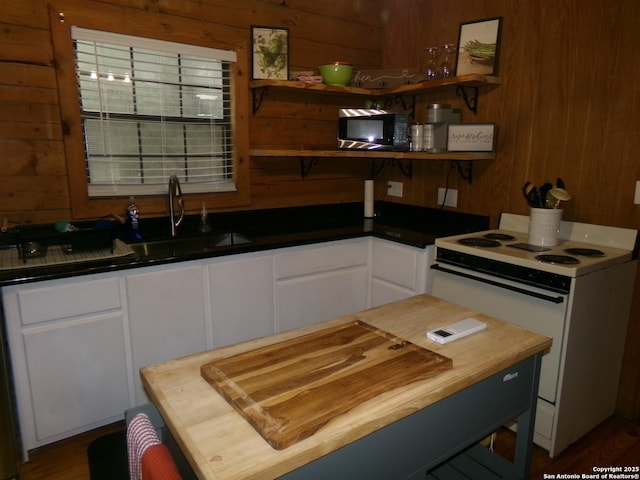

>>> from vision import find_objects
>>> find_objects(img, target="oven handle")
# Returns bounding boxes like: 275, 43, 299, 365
431, 264, 565, 304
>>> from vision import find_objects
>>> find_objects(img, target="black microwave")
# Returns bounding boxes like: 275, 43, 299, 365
338, 109, 409, 150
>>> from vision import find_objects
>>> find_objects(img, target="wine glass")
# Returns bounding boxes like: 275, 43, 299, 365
439, 43, 456, 78
424, 46, 439, 81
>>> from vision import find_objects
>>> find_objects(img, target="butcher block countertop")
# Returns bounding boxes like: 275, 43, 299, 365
141, 294, 551, 480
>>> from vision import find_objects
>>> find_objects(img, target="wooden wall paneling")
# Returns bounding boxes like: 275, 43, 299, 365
0, 138, 65, 175
0, 20, 65, 222
383, 0, 640, 227
91, 0, 385, 70
383, 0, 640, 420
618, 266, 640, 421
0, 3, 51, 30
0, 0, 385, 224
289, 39, 382, 72
0, 176, 69, 209
49, 0, 246, 48
280, 0, 387, 26
0, 24, 53, 65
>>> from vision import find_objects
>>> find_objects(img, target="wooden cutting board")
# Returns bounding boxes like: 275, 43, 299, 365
200, 320, 452, 450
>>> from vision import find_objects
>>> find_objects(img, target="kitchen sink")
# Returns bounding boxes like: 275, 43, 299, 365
128, 232, 253, 258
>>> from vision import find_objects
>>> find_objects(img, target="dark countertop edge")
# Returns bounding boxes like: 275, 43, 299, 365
0, 202, 489, 288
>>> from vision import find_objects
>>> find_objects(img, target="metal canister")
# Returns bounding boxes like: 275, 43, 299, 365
427, 103, 453, 123
410, 124, 424, 151
422, 123, 435, 151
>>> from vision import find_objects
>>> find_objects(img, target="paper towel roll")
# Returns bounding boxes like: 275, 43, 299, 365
364, 180, 374, 218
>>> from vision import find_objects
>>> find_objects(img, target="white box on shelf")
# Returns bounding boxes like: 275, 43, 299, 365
447, 123, 496, 152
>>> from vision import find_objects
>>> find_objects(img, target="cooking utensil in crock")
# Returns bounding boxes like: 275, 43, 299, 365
522, 181, 541, 208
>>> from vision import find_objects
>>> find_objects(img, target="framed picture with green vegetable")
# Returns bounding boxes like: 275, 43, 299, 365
251, 26, 289, 80
455, 17, 502, 76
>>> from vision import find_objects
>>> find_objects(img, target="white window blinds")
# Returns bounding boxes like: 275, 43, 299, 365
71, 27, 238, 197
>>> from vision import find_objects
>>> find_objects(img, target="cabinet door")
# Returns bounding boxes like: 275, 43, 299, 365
275, 239, 369, 332
127, 264, 207, 404
23, 312, 130, 445
277, 269, 368, 331
208, 253, 275, 348
371, 240, 433, 307
3, 274, 128, 455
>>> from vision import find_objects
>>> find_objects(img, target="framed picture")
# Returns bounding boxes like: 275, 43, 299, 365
447, 123, 496, 152
251, 26, 289, 80
455, 17, 502, 76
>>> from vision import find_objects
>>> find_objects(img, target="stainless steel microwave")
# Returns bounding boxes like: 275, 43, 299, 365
338, 109, 409, 150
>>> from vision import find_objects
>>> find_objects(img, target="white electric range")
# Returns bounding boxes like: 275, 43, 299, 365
431, 213, 638, 457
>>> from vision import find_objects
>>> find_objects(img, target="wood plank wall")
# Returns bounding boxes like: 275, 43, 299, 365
381, 0, 640, 420
1, 0, 639, 419
0, 0, 386, 225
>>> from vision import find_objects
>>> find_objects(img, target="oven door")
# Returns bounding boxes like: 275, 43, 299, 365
431, 263, 568, 404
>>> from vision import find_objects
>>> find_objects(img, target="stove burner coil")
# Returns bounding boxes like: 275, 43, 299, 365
458, 237, 501, 248
535, 254, 580, 265
483, 233, 516, 241
564, 248, 605, 257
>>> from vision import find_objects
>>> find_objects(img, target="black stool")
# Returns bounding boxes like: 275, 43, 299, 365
87, 429, 128, 480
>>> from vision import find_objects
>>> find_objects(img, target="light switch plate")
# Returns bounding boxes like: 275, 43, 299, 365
437, 187, 458, 207
388, 181, 403, 197
635, 181, 640, 204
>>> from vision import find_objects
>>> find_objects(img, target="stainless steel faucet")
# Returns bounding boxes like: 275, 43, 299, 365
168, 174, 184, 237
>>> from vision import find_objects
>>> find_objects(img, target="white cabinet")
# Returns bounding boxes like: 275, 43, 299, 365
126, 263, 208, 404
274, 239, 369, 332
208, 252, 275, 348
2, 275, 130, 454
370, 239, 434, 307
2, 234, 433, 457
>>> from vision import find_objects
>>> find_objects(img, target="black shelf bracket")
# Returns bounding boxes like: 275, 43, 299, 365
451, 160, 473, 184
300, 157, 319, 179
455, 85, 479, 115
252, 87, 268, 114
372, 159, 386, 178
371, 158, 413, 179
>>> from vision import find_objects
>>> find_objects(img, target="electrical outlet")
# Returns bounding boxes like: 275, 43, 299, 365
437, 187, 458, 207
635, 181, 640, 204
387, 181, 403, 197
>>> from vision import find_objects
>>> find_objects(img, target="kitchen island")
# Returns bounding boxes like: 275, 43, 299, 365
141, 294, 551, 480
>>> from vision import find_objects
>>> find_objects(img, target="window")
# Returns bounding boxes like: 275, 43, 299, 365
72, 27, 238, 197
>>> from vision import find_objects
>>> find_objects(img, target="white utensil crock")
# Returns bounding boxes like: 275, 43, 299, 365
528, 208, 562, 246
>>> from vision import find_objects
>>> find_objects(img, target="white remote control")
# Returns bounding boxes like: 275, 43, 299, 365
427, 318, 487, 344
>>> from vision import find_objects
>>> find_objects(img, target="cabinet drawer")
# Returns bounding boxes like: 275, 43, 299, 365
17, 277, 121, 325
275, 240, 367, 279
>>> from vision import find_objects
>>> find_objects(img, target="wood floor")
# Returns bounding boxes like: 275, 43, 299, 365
17, 416, 640, 480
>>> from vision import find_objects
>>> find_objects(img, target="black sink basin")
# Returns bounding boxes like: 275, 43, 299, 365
128, 232, 253, 258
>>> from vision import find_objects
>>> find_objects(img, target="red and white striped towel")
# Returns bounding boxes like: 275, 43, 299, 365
127, 413, 182, 480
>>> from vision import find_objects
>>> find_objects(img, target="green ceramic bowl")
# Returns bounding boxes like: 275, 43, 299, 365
318, 63, 354, 86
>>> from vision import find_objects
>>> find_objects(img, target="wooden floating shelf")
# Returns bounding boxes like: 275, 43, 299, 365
249, 73, 499, 97
249, 149, 495, 161
250, 149, 493, 182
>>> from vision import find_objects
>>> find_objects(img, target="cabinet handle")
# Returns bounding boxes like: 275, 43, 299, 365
431, 264, 565, 304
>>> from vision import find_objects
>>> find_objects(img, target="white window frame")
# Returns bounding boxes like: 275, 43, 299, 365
71, 27, 239, 198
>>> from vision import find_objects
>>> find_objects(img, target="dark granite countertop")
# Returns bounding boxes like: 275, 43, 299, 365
0, 202, 489, 287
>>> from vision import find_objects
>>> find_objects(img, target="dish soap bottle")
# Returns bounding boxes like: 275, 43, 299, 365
126, 196, 143, 241
198, 202, 212, 233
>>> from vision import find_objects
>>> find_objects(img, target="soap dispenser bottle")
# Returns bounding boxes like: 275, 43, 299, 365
198, 202, 212, 233
126, 196, 143, 241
